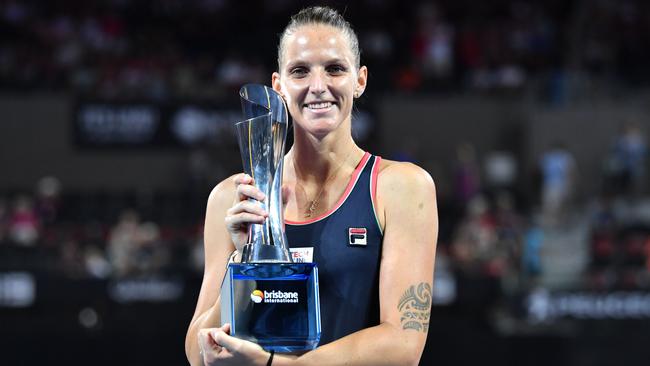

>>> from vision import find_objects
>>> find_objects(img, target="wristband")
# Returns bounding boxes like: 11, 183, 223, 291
266, 350, 275, 366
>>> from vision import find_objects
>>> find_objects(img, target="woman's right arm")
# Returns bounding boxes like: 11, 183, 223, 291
185, 174, 267, 366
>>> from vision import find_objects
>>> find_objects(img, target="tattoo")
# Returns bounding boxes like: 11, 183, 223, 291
398, 282, 432, 332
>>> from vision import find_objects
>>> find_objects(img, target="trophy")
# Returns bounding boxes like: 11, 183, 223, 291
220, 84, 321, 352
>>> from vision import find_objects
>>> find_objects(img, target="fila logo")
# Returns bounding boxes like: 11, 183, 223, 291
348, 228, 367, 246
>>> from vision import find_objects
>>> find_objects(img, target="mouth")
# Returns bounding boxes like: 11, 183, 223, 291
303, 101, 336, 111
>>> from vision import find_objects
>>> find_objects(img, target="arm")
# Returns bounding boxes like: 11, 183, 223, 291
185, 174, 269, 366
185, 178, 235, 366
212, 162, 438, 366
291, 162, 438, 366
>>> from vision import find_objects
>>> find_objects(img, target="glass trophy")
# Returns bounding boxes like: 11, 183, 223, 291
220, 84, 321, 352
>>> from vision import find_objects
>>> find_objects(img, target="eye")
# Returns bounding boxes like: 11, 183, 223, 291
326, 64, 347, 75
289, 66, 308, 78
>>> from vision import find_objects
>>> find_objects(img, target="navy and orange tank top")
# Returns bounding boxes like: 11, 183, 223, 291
285, 152, 384, 346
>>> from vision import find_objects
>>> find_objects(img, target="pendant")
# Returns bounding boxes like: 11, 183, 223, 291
305, 201, 317, 218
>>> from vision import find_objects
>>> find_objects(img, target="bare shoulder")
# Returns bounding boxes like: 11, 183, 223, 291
207, 173, 240, 209
376, 158, 436, 197
374, 159, 437, 230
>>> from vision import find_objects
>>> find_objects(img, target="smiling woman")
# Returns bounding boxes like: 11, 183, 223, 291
273, 22, 367, 141
186, 6, 438, 366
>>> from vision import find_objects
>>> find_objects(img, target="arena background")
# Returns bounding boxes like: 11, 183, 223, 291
2, 0, 650, 365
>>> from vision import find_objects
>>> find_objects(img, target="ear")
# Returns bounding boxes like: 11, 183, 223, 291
355, 66, 368, 98
272, 72, 282, 96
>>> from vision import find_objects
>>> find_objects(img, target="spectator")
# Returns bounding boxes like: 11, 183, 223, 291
35, 176, 61, 225
522, 216, 544, 280
453, 142, 481, 206
484, 150, 518, 192
8, 195, 40, 246
539, 142, 576, 226
452, 195, 497, 275
606, 122, 647, 196
411, 2, 454, 83
107, 209, 140, 277
84, 244, 112, 279
132, 221, 169, 275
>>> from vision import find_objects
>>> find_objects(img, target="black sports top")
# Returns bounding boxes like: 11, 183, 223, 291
285, 152, 384, 346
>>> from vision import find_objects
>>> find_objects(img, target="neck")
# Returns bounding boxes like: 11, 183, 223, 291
287, 126, 363, 184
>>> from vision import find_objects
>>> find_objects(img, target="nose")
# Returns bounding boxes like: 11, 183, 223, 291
309, 69, 326, 96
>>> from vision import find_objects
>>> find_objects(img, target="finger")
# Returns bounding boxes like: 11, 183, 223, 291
225, 212, 266, 230
212, 328, 240, 353
200, 328, 221, 348
221, 323, 231, 335
233, 173, 253, 185
227, 200, 268, 217
236, 184, 266, 203
199, 329, 221, 362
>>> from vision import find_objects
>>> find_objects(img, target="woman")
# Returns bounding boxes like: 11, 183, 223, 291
186, 6, 438, 366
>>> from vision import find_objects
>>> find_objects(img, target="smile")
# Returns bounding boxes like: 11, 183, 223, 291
304, 102, 335, 110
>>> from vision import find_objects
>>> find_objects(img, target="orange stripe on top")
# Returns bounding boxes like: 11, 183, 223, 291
371, 156, 382, 206
286, 152, 371, 226
370, 155, 383, 234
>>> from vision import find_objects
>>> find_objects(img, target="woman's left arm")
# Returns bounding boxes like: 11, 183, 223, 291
211, 162, 438, 366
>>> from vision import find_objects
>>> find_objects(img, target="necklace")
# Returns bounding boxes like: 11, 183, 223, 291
295, 150, 354, 218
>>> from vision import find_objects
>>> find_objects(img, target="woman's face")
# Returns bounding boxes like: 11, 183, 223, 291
273, 25, 367, 138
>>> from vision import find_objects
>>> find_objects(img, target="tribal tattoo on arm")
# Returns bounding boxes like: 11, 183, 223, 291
397, 282, 432, 332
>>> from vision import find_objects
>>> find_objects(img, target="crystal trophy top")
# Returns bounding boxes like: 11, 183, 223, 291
236, 84, 291, 264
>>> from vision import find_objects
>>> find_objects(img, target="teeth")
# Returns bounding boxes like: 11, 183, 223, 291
306, 102, 332, 109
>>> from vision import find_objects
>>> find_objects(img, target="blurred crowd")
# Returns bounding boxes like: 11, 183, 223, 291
587, 123, 650, 290
1, 122, 647, 303
0, 177, 205, 279
1, 0, 650, 100
434, 121, 650, 299
2, 1, 650, 315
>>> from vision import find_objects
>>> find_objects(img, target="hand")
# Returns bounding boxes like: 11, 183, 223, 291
225, 174, 268, 251
198, 324, 270, 366
225, 174, 292, 252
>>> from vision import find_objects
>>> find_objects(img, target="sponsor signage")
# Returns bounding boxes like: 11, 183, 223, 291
74, 101, 375, 148
251, 289, 299, 304
74, 101, 240, 148
527, 289, 650, 322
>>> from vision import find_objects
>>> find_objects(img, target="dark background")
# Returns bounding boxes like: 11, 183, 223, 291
2, 1, 650, 365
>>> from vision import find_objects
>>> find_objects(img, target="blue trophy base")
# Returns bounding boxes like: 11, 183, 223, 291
221, 262, 321, 353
